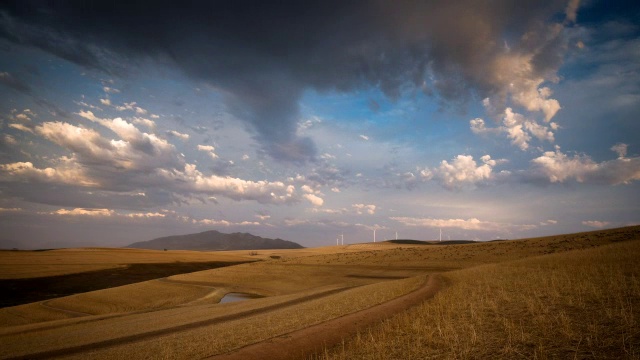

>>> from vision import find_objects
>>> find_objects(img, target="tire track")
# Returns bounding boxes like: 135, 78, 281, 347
4, 286, 354, 360
4, 277, 251, 336
205, 274, 442, 360
39, 300, 92, 318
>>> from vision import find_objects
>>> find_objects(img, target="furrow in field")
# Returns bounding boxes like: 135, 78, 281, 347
3, 285, 355, 360
39, 301, 92, 318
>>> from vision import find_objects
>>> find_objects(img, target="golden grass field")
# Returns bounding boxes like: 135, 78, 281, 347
1, 226, 639, 359
0, 247, 253, 279
317, 238, 640, 359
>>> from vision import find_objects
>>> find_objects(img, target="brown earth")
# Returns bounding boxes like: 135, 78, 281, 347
206, 274, 443, 360
0, 261, 251, 308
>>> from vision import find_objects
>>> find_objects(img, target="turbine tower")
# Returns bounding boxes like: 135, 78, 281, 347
439, 228, 442, 242
373, 229, 376, 243
341, 233, 344, 246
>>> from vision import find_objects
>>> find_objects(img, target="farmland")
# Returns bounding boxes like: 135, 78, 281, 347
1, 226, 639, 359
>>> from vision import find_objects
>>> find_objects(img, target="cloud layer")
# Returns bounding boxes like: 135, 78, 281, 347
0, 0, 573, 162
1, 1, 639, 248
0, 113, 303, 207
391, 216, 536, 232
530, 146, 640, 185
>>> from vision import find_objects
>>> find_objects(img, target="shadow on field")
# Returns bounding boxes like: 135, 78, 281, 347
0, 261, 252, 308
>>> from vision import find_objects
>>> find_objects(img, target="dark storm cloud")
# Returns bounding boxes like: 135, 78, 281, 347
0, 70, 70, 117
0, 71, 31, 94
0, 0, 570, 162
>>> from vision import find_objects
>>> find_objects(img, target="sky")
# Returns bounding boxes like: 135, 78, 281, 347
0, 0, 639, 249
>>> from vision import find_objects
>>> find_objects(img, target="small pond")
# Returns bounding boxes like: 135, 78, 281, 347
219, 292, 263, 303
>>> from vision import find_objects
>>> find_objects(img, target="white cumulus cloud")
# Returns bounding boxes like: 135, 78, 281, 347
530, 145, 640, 185
303, 193, 324, 207
103, 86, 120, 94
115, 101, 148, 115
611, 143, 628, 158
197, 144, 218, 159
582, 220, 611, 228
8, 123, 34, 134
432, 154, 499, 190
132, 117, 156, 129
352, 203, 376, 215
391, 216, 536, 232
167, 130, 190, 141
54, 208, 114, 216
37, 120, 178, 171
0, 161, 98, 187
470, 107, 556, 151
157, 163, 298, 205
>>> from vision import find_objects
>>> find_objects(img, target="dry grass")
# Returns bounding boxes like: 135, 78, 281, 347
0, 247, 253, 279
64, 276, 425, 359
0, 301, 78, 327
2, 226, 639, 359
44, 279, 216, 315
0, 256, 430, 327
222, 245, 398, 261
169, 261, 427, 296
0, 286, 335, 357
4, 226, 634, 280
290, 226, 640, 269
0, 276, 424, 359
317, 238, 640, 359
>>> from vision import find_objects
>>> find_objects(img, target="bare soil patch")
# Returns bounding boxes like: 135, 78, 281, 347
0, 261, 251, 308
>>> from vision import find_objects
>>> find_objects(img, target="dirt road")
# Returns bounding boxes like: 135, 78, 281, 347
206, 274, 443, 360
3, 275, 441, 360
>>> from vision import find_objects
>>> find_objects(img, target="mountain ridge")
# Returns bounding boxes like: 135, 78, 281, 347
127, 230, 303, 251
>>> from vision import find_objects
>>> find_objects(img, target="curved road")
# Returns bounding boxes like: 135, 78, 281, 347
6, 275, 442, 360
4, 286, 353, 360
206, 274, 443, 360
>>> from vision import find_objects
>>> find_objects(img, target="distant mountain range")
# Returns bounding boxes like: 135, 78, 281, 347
127, 230, 304, 251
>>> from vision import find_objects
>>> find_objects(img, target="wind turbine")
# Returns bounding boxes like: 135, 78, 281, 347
373, 229, 376, 243
439, 228, 442, 242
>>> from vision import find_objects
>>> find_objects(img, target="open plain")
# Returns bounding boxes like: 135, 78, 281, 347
1, 226, 639, 359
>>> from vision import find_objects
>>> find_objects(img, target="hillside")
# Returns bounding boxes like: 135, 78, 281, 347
127, 230, 304, 251
385, 239, 477, 245
1, 226, 638, 359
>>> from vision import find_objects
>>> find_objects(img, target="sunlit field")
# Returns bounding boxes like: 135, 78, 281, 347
0, 247, 253, 279
0, 226, 638, 359
318, 237, 640, 359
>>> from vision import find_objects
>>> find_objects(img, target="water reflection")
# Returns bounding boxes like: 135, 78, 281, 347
219, 292, 262, 303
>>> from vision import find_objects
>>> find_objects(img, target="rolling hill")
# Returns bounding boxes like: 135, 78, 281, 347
127, 230, 304, 251
386, 239, 477, 245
